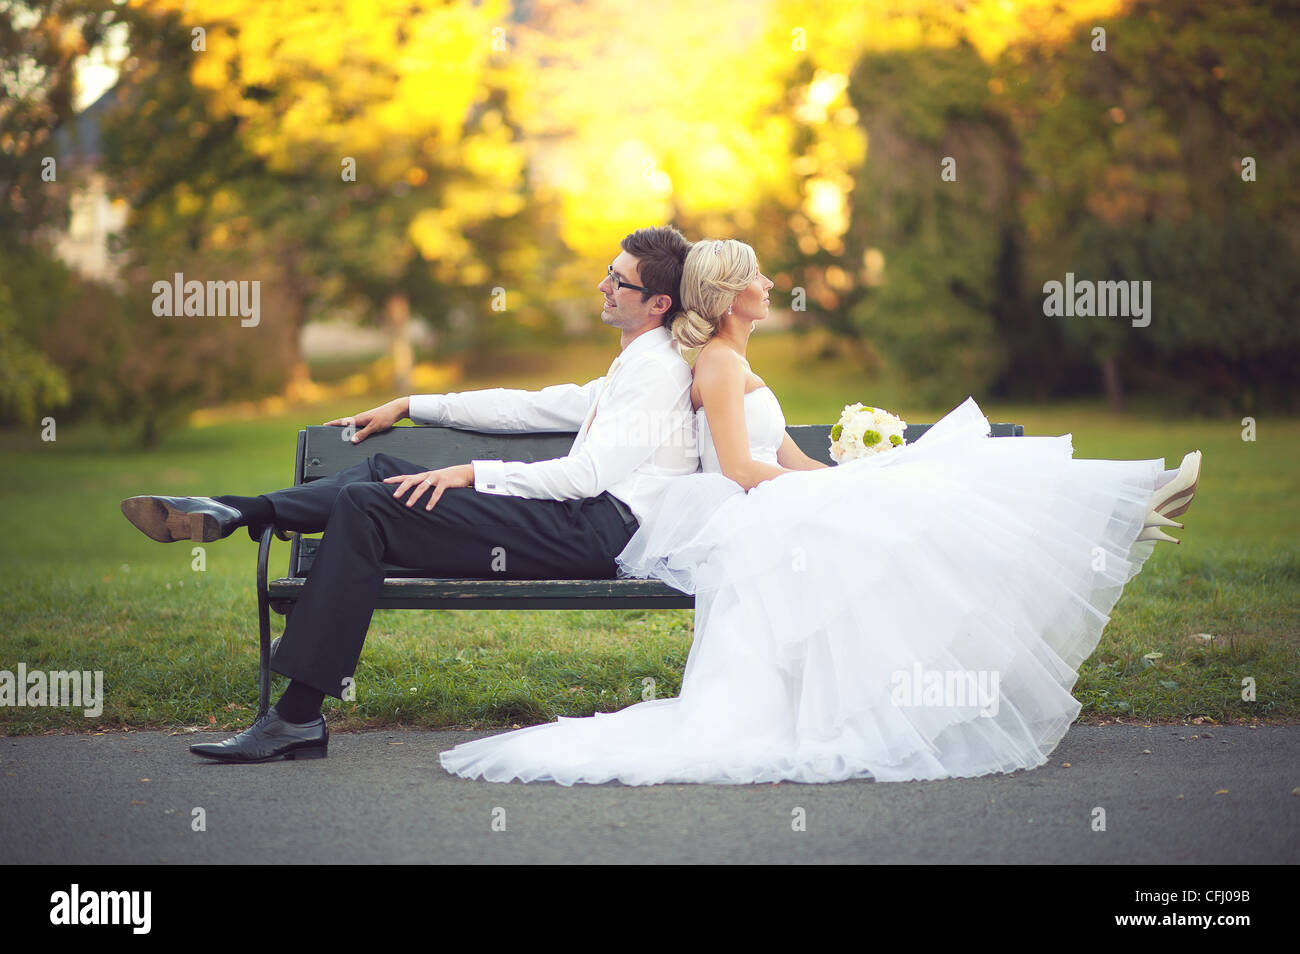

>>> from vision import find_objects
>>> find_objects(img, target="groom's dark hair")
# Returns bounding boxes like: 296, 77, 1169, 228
620, 226, 691, 321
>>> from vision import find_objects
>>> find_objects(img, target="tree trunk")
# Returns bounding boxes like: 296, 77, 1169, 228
1101, 353, 1125, 413
385, 292, 413, 395
140, 412, 159, 449
279, 247, 314, 400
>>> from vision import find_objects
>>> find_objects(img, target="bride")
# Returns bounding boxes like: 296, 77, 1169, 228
438, 239, 1202, 785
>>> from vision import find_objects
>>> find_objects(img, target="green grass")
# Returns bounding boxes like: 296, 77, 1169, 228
1, 331, 1297, 734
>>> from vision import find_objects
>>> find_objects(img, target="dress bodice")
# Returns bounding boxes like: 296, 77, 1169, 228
697, 386, 786, 474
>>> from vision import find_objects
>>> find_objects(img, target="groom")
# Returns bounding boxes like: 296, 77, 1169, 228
121, 226, 698, 762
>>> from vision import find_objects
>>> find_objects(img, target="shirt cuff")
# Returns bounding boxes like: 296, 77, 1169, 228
408, 394, 445, 425
472, 459, 508, 495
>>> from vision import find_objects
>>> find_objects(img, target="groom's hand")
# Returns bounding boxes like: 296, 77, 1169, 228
325, 397, 410, 443
384, 464, 475, 510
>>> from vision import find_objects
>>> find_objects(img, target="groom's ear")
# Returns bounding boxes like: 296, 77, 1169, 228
649, 292, 673, 318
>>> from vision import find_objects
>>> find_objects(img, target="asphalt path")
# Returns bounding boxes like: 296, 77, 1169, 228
1, 724, 1296, 864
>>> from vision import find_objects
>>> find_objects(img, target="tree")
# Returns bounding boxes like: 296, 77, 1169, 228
837, 42, 1017, 405
1004, 0, 1300, 409
128, 0, 537, 390
0, 0, 118, 424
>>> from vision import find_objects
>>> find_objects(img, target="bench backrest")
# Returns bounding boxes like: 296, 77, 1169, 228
292, 421, 1024, 485
285, 420, 1024, 578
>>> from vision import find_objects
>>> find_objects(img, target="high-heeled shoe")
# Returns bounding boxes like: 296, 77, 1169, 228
1137, 450, 1201, 544
1144, 511, 1184, 530
1137, 525, 1179, 544
1147, 450, 1201, 522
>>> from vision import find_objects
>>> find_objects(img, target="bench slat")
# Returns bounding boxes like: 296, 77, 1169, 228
303, 428, 577, 480
268, 575, 695, 610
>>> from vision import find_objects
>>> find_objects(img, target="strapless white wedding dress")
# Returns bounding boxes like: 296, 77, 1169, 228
438, 392, 1164, 785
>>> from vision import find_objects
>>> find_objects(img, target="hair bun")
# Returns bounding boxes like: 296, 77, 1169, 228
670, 308, 715, 350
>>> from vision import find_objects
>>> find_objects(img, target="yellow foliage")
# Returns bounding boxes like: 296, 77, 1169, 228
410, 361, 460, 392
139, 0, 517, 180
408, 208, 473, 264
134, 0, 1133, 294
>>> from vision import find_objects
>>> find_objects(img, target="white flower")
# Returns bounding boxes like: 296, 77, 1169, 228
829, 402, 907, 463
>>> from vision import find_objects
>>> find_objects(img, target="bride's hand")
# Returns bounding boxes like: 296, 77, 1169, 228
777, 433, 830, 471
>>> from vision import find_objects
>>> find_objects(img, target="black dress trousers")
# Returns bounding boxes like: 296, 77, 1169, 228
262, 452, 636, 698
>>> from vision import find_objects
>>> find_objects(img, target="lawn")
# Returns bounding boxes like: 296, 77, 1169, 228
2, 331, 1296, 734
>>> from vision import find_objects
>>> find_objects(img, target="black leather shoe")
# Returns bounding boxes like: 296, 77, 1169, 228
190, 706, 328, 763
121, 495, 243, 543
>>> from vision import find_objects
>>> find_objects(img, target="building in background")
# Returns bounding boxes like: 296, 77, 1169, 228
50, 90, 126, 285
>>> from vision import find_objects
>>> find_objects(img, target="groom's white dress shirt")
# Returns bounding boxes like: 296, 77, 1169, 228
407, 324, 699, 524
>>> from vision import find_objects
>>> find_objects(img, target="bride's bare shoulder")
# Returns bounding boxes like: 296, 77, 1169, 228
691, 344, 747, 411
693, 342, 746, 389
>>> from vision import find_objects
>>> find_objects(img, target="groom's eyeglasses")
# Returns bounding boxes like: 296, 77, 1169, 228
607, 265, 651, 295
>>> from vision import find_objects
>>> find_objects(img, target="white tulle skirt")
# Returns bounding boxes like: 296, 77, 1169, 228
438, 397, 1164, 785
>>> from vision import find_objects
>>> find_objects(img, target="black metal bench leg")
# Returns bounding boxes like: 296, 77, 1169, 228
256, 524, 297, 716
256, 525, 275, 717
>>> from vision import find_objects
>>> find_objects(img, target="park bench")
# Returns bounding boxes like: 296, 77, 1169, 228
254, 419, 1026, 714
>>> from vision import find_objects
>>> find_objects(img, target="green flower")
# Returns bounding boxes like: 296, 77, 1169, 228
862, 429, 882, 447
831, 423, 843, 441
889, 433, 903, 446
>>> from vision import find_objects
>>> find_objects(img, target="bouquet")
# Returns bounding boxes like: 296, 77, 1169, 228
829, 403, 907, 463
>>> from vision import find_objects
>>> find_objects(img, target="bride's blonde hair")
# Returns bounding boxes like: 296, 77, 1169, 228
669, 239, 759, 350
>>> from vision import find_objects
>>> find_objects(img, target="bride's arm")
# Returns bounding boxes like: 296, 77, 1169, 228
695, 347, 789, 492
776, 433, 830, 471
